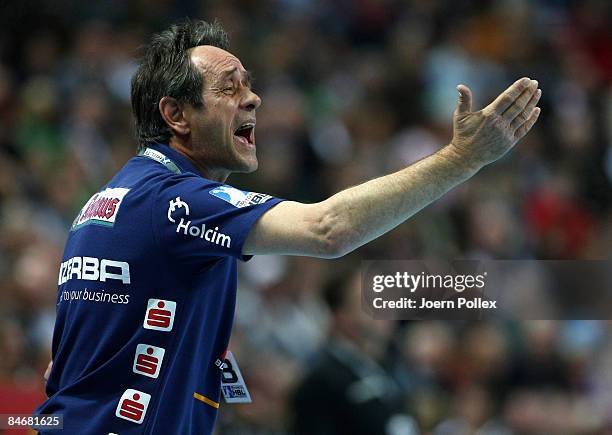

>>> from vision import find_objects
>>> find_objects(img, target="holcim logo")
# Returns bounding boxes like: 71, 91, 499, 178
175, 219, 232, 248
167, 196, 232, 249
72, 187, 130, 230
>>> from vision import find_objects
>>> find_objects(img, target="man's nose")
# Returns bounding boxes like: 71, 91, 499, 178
241, 89, 261, 112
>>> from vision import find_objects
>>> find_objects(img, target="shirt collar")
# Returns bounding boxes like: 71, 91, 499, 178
146, 143, 202, 176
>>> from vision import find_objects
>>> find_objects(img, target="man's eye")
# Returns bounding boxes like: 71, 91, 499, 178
223, 86, 234, 93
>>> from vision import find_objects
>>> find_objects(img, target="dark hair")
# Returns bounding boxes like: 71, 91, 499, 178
322, 264, 359, 314
322, 275, 350, 314
131, 19, 229, 148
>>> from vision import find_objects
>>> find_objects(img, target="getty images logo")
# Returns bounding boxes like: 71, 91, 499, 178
167, 197, 232, 248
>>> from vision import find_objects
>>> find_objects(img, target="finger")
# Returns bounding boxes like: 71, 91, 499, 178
455, 84, 473, 115
510, 88, 541, 130
514, 107, 541, 140
487, 77, 531, 114
502, 80, 538, 121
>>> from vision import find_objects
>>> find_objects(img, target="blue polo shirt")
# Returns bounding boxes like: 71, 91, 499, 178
35, 144, 282, 434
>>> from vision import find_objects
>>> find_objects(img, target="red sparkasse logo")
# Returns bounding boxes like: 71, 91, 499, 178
72, 187, 130, 230
143, 299, 177, 332
115, 388, 151, 424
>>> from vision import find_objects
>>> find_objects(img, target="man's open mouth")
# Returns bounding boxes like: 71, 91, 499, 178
234, 122, 255, 145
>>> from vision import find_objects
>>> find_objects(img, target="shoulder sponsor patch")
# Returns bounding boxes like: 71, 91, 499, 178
209, 185, 272, 208
71, 187, 130, 231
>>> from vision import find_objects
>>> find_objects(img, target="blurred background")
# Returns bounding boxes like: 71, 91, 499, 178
0, 0, 611, 433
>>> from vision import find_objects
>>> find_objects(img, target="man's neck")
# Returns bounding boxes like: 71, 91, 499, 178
168, 140, 229, 182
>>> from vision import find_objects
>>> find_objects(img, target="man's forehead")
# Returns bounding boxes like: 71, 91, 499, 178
190, 45, 246, 77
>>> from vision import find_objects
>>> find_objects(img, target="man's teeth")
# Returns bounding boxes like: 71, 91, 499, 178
236, 123, 255, 133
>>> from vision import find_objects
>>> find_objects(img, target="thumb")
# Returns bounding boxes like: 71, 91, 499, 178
455, 84, 472, 115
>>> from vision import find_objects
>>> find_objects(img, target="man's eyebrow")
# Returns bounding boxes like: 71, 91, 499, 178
221, 66, 238, 78
222, 67, 253, 86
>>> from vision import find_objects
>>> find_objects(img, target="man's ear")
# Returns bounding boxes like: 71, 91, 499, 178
159, 96, 190, 136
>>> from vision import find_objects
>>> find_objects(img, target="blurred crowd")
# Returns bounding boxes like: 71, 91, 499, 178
0, 0, 611, 433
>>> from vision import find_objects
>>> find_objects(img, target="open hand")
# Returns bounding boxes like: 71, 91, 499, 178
450, 77, 541, 169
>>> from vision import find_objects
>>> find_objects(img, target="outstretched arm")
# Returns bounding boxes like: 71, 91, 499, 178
244, 78, 541, 258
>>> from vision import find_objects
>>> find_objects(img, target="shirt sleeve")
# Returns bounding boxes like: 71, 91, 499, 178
153, 173, 283, 266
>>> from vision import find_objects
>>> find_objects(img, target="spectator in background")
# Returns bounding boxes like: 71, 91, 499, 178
292, 272, 417, 435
